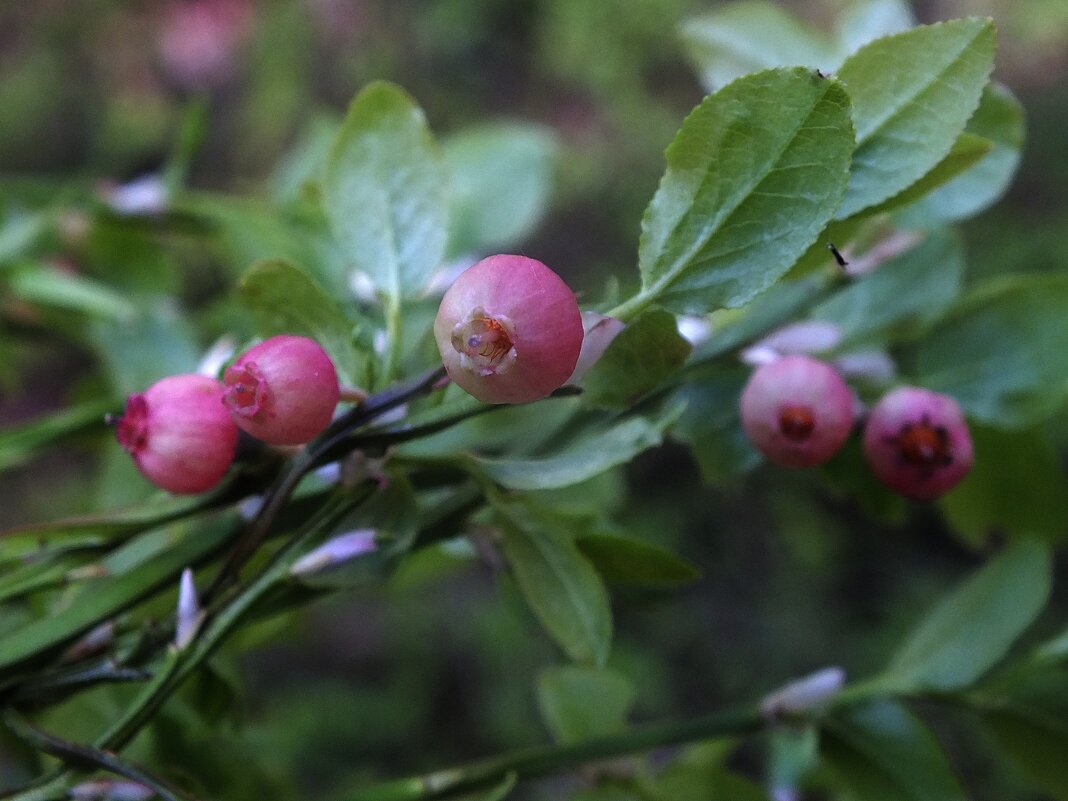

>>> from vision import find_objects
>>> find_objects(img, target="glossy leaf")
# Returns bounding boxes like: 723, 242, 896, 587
822, 700, 966, 801
940, 425, 1068, 546
914, 274, 1068, 428
680, 2, 832, 92
582, 309, 691, 409
444, 123, 557, 255
472, 403, 683, 491
576, 532, 700, 587
835, 19, 995, 218
537, 665, 635, 743
240, 258, 367, 386
321, 81, 448, 300
633, 68, 854, 315
494, 496, 613, 666
883, 541, 1051, 691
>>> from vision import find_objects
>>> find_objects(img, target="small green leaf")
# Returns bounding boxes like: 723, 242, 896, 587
680, 2, 833, 92
897, 81, 1026, 224
575, 532, 700, 587
239, 258, 367, 386
472, 403, 683, 491
671, 367, 760, 483
8, 264, 137, 320
631, 68, 854, 316
940, 425, 1068, 546
914, 274, 1068, 428
883, 541, 1052, 691
537, 665, 635, 743
822, 700, 967, 801
646, 754, 769, 801
321, 81, 448, 300
444, 123, 557, 255
493, 497, 613, 666
0, 212, 47, 264
810, 229, 963, 345
582, 309, 691, 410
835, 18, 996, 218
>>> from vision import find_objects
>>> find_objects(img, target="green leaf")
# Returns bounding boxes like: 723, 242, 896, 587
940, 425, 1068, 546
239, 258, 367, 386
450, 773, 517, 801
883, 541, 1052, 691
834, 18, 996, 218
7, 264, 137, 320
631, 68, 854, 316
0, 212, 47, 264
835, 0, 915, 56
575, 532, 700, 587
0, 397, 114, 472
914, 274, 1068, 428
679, 3, 832, 92
645, 749, 769, 801
671, 367, 760, 483
897, 81, 1026, 224
321, 81, 448, 300
493, 496, 613, 665
472, 403, 683, 491
444, 123, 557, 255
537, 665, 635, 743
810, 229, 963, 344
822, 700, 966, 801
582, 309, 691, 409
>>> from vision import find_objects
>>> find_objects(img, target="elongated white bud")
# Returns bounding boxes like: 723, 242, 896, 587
70, 779, 154, 801
174, 568, 204, 651
290, 529, 378, 577
760, 666, 846, 720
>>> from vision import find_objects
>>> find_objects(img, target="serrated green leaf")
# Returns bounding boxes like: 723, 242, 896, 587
575, 532, 700, 587
630, 68, 853, 316
939, 425, 1068, 546
444, 123, 557, 255
493, 497, 612, 665
822, 700, 966, 801
897, 81, 1025, 224
883, 541, 1051, 691
810, 229, 963, 344
322, 81, 448, 300
537, 665, 635, 743
472, 403, 683, 491
914, 274, 1068, 428
680, 3, 833, 92
582, 309, 691, 409
835, 18, 996, 218
239, 258, 367, 386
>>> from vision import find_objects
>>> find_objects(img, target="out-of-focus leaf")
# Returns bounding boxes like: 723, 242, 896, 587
898, 82, 1025, 224
822, 700, 966, 801
883, 541, 1051, 691
0, 212, 47, 264
7, 265, 136, 320
811, 229, 963, 344
0, 397, 114, 472
835, 0, 915, 56
680, 3, 832, 92
834, 19, 996, 218
940, 425, 1068, 546
472, 403, 683, 491
270, 114, 340, 204
451, 773, 516, 801
582, 309, 691, 409
632, 68, 853, 316
576, 532, 700, 587
322, 81, 448, 300
493, 496, 612, 666
646, 758, 770, 801
537, 665, 635, 743
239, 258, 368, 386
444, 123, 557, 255
672, 367, 760, 483
914, 274, 1068, 429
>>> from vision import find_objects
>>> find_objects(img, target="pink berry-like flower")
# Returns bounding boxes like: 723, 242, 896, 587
739, 355, 854, 467
434, 255, 584, 404
116, 374, 239, 494
223, 335, 340, 445
863, 386, 973, 500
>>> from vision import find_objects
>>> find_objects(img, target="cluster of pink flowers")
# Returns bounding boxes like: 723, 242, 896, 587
739, 355, 973, 500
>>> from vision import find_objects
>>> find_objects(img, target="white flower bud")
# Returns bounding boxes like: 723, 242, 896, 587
174, 568, 204, 651
289, 529, 378, 577
760, 666, 845, 720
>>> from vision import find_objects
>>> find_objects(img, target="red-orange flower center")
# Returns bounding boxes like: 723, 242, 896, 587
778, 405, 815, 442
893, 418, 952, 467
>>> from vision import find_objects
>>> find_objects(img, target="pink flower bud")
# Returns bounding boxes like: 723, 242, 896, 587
863, 386, 973, 500
434, 255, 584, 404
739, 355, 854, 467
115, 374, 238, 494
223, 335, 340, 445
